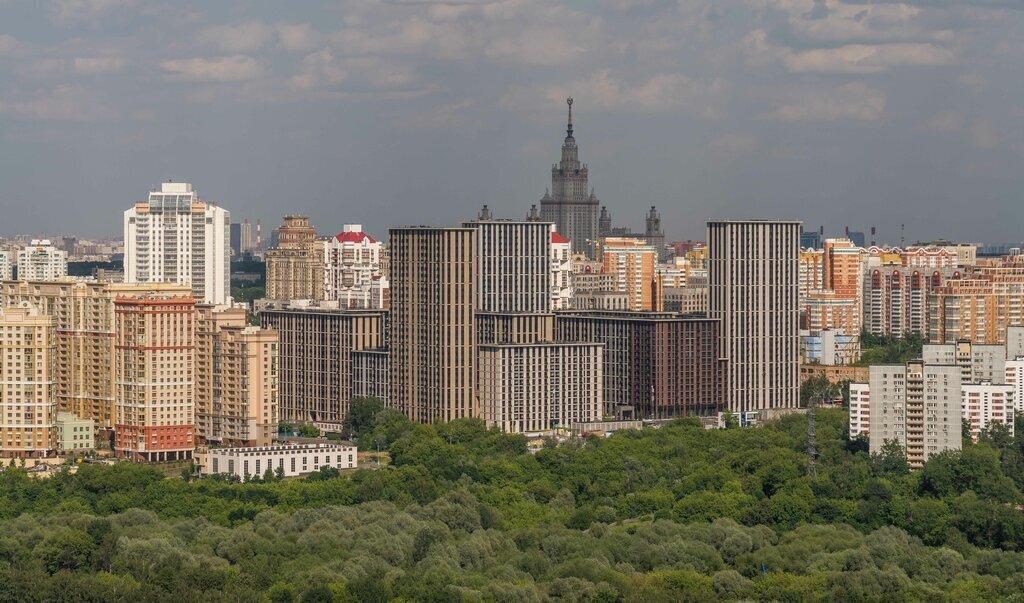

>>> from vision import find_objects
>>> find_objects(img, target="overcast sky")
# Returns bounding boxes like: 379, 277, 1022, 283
2, 0, 1023, 245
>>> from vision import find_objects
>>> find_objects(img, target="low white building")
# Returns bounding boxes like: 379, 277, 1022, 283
203, 442, 357, 480
962, 381, 1015, 442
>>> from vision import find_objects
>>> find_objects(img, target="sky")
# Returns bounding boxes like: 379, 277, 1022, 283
2, 0, 1024, 245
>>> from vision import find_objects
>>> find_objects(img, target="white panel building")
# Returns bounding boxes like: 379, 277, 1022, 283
0, 250, 13, 281
1006, 326, 1024, 361
16, 240, 68, 281
124, 182, 230, 305
962, 382, 1014, 442
923, 341, 1005, 384
204, 442, 357, 480
848, 382, 871, 438
551, 229, 574, 311
852, 361, 961, 469
322, 224, 386, 308
1005, 358, 1024, 414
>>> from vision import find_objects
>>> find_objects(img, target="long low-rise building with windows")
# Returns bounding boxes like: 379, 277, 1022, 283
202, 442, 357, 480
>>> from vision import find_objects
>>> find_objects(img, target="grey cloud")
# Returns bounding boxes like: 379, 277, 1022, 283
160, 55, 265, 82
760, 82, 886, 121
1, 0, 1024, 245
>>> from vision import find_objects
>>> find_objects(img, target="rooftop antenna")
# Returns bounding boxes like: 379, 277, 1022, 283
901, 224, 905, 247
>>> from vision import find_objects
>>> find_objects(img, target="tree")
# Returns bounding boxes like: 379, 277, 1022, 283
962, 419, 974, 446
345, 396, 385, 440
872, 439, 909, 475
297, 424, 320, 438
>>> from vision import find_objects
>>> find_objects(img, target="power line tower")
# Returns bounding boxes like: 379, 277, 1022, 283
807, 381, 839, 478
806, 402, 817, 478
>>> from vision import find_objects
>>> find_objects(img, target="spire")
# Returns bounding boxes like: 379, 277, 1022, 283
566, 97, 574, 139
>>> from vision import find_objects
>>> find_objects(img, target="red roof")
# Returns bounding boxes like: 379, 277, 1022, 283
551, 232, 570, 244
333, 230, 376, 244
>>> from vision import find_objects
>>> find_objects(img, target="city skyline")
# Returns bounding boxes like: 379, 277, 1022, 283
2, 2, 1024, 244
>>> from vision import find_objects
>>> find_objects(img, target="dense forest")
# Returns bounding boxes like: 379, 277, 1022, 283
2, 408, 1024, 601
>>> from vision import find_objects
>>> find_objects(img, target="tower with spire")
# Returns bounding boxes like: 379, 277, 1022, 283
540, 98, 601, 258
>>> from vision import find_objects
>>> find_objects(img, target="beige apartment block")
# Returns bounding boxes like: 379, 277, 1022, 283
0, 303, 58, 458
3, 281, 195, 431
196, 305, 278, 447
601, 237, 658, 312
265, 215, 324, 301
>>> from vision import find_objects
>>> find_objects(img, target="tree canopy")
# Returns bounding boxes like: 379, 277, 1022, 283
1, 409, 1023, 601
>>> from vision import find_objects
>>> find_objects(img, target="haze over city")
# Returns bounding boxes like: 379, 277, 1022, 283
2, 0, 1024, 243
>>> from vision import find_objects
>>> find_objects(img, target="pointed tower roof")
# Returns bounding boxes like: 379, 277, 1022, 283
566, 97, 574, 139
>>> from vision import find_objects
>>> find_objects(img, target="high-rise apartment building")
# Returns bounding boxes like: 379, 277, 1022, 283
0, 303, 57, 458
265, 215, 324, 301
113, 285, 196, 462
352, 349, 390, 406
260, 302, 386, 431
551, 230, 574, 311
17, 240, 68, 281
923, 340, 1006, 384
1006, 326, 1024, 360
4, 281, 116, 428
478, 342, 603, 433
863, 267, 957, 338
601, 237, 659, 312
195, 306, 278, 447
539, 99, 600, 258
555, 311, 725, 420
708, 220, 801, 413
463, 216, 551, 315
853, 361, 962, 469
0, 249, 14, 281
799, 248, 825, 296
230, 223, 241, 257
390, 227, 476, 423
848, 382, 871, 438
928, 256, 1024, 345
239, 219, 255, 254
323, 225, 387, 309
2, 281, 196, 430
823, 238, 862, 298
124, 182, 230, 305
798, 239, 862, 346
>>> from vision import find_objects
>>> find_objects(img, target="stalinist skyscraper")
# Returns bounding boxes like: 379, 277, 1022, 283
540, 98, 600, 258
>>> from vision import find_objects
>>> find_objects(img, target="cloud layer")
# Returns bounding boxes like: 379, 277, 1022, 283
1, 0, 1023, 244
